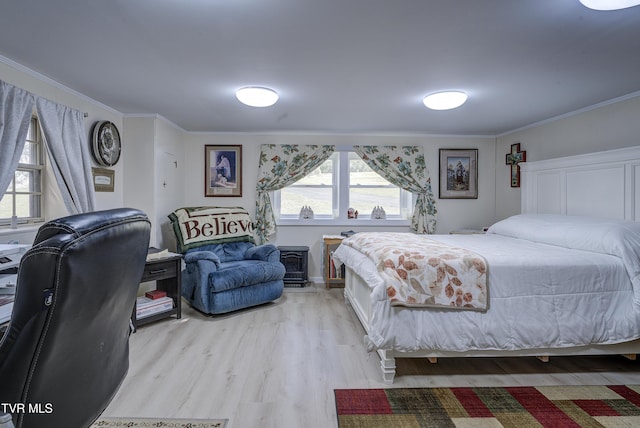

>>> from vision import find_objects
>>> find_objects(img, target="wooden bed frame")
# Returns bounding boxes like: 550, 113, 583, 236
344, 145, 640, 384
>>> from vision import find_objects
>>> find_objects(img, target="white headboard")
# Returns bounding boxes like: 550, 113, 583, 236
521, 146, 640, 220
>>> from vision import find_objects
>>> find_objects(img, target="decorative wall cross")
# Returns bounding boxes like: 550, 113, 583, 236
505, 143, 526, 187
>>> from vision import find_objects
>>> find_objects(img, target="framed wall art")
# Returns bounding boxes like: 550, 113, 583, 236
205, 145, 242, 197
439, 149, 478, 199
505, 142, 527, 187
91, 167, 115, 192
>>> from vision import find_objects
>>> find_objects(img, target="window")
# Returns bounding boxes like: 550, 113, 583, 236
0, 117, 44, 226
277, 152, 337, 218
274, 150, 412, 222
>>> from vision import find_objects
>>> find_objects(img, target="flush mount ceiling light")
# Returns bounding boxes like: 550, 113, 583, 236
235, 86, 279, 107
422, 91, 468, 110
578, 0, 640, 10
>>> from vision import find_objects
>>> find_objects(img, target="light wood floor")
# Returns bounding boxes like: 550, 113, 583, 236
103, 284, 640, 428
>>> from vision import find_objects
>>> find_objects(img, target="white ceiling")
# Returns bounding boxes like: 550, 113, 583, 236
1, 0, 640, 135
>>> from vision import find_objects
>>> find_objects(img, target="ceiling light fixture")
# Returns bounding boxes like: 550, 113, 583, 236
578, 0, 640, 10
422, 91, 468, 110
235, 86, 279, 107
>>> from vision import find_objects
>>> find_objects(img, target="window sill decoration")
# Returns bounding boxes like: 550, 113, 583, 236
299, 205, 314, 220
371, 206, 386, 219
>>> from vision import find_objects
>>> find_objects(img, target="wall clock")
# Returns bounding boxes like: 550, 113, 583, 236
91, 121, 121, 167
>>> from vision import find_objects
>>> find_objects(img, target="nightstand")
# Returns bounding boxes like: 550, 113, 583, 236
133, 252, 183, 330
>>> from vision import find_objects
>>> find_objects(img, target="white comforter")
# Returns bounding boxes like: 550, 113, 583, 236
333, 214, 640, 353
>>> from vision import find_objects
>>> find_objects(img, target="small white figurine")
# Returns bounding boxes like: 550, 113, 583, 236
299, 205, 314, 220
371, 206, 386, 219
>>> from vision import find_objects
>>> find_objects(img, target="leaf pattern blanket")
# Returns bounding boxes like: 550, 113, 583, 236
341, 232, 488, 311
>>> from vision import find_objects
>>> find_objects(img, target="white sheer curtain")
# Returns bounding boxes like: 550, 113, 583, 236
0, 81, 35, 203
36, 97, 96, 214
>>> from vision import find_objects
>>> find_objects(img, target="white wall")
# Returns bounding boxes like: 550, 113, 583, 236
496, 95, 640, 220
122, 115, 187, 248
178, 133, 496, 280
122, 116, 156, 240
154, 118, 186, 249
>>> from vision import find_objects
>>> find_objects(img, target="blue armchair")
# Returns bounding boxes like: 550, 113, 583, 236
182, 241, 285, 314
169, 206, 285, 315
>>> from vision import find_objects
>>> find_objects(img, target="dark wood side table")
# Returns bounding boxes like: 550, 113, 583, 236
278, 246, 309, 287
133, 252, 183, 330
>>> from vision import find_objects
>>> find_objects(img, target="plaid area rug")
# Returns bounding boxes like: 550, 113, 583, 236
335, 385, 640, 427
91, 417, 227, 427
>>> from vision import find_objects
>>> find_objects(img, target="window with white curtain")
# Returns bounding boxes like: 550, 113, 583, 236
274, 149, 412, 222
0, 116, 44, 226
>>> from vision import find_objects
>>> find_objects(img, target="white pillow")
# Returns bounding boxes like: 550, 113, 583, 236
487, 214, 640, 256
488, 214, 640, 298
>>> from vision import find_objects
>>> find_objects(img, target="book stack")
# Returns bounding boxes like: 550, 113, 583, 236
329, 251, 342, 279
145, 290, 167, 299
136, 292, 174, 319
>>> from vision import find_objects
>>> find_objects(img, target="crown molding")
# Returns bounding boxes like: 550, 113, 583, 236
0, 54, 121, 117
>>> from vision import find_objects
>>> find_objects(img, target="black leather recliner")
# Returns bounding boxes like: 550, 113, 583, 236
0, 208, 151, 428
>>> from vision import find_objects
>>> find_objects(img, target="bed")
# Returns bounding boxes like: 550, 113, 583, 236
334, 146, 640, 384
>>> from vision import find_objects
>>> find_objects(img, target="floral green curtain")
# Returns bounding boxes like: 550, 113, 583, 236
255, 144, 335, 243
353, 145, 437, 233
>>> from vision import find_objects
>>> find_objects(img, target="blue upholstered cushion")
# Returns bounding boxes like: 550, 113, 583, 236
208, 259, 285, 293
186, 241, 254, 263
207, 280, 284, 314
180, 239, 285, 315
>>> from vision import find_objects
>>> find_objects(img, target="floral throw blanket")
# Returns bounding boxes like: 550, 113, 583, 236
341, 232, 488, 311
